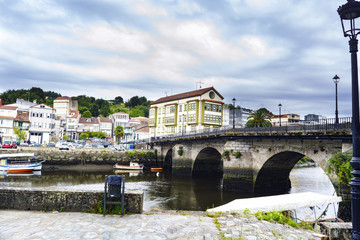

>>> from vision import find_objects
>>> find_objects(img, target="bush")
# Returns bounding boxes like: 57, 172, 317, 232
177, 147, 184, 156
235, 151, 242, 158
222, 150, 230, 161
326, 152, 353, 186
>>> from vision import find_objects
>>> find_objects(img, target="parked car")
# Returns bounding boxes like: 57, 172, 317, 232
47, 142, 56, 147
19, 142, 29, 147
59, 143, 69, 150
32, 143, 42, 147
2, 141, 17, 149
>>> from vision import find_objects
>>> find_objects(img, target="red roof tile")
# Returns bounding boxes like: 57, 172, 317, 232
14, 111, 30, 122
151, 87, 223, 105
55, 96, 71, 101
0, 105, 18, 110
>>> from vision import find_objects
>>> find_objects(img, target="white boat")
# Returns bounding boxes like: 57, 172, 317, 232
0, 153, 43, 173
114, 162, 144, 170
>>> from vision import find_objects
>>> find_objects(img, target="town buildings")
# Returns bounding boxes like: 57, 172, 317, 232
149, 87, 224, 137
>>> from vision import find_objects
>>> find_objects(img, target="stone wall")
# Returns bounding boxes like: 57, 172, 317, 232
1, 148, 159, 167
0, 188, 143, 213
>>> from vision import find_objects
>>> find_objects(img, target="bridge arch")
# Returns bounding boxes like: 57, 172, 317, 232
192, 147, 223, 177
164, 148, 173, 171
254, 151, 304, 195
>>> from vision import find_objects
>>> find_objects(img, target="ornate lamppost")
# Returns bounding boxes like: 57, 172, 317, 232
338, 1, 360, 239
232, 98, 236, 130
333, 75, 340, 124
278, 103, 282, 127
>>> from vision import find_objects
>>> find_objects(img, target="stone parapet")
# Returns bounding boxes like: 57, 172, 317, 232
0, 148, 157, 166
320, 222, 352, 240
0, 187, 143, 213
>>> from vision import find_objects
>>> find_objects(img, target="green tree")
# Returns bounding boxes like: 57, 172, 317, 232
326, 152, 353, 186
114, 125, 124, 143
100, 104, 110, 117
90, 103, 100, 117
63, 134, 69, 140
129, 107, 145, 117
114, 96, 124, 104
82, 110, 92, 118
13, 127, 27, 143
246, 109, 272, 128
79, 107, 89, 115
79, 132, 89, 140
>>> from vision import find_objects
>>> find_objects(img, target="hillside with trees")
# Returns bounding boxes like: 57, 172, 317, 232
0, 87, 151, 118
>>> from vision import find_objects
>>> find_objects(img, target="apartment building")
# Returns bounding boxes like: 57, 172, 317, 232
0, 105, 18, 142
149, 87, 224, 137
29, 104, 56, 144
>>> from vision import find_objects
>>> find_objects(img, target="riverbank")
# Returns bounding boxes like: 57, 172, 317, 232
0, 209, 326, 240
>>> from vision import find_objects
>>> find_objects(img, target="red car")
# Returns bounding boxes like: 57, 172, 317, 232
2, 141, 17, 148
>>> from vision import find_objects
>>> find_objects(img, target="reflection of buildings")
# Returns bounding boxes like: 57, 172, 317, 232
149, 87, 224, 137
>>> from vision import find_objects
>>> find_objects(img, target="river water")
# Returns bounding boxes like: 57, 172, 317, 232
0, 166, 338, 220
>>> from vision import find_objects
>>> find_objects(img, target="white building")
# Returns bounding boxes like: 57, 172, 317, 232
0, 105, 18, 143
78, 118, 100, 133
109, 112, 130, 142
99, 117, 112, 140
29, 104, 56, 144
271, 114, 301, 126
66, 110, 80, 140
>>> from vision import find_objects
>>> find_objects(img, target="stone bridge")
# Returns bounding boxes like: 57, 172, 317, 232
153, 135, 351, 194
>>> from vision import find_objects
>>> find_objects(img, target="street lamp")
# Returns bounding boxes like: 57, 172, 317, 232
278, 103, 282, 127
333, 75, 340, 124
338, 1, 360, 239
232, 98, 236, 129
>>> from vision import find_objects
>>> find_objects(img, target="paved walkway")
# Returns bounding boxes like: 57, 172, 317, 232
0, 210, 326, 240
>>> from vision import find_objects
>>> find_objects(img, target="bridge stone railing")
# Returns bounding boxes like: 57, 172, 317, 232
130, 117, 352, 144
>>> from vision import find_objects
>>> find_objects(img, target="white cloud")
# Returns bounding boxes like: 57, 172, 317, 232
134, 2, 168, 17
75, 23, 151, 54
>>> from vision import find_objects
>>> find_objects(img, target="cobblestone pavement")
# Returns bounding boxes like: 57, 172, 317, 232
0, 210, 327, 240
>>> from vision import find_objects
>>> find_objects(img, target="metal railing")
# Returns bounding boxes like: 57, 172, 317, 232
127, 117, 352, 144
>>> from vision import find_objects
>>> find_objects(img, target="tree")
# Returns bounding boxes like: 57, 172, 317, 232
82, 110, 92, 118
129, 107, 145, 118
13, 127, 27, 143
246, 109, 272, 128
114, 96, 124, 104
79, 132, 89, 140
79, 107, 89, 115
90, 103, 99, 117
257, 107, 273, 116
63, 134, 69, 140
326, 152, 353, 186
114, 125, 124, 143
100, 104, 110, 117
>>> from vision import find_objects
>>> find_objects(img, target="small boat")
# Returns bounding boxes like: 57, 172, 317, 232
150, 167, 163, 172
0, 153, 43, 173
114, 162, 144, 170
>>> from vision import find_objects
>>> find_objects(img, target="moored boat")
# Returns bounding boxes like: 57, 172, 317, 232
114, 162, 144, 170
0, 153, 43, 173
150, 167, 163, 172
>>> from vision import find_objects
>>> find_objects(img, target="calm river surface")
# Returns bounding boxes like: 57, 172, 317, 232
0, 166, 338, 220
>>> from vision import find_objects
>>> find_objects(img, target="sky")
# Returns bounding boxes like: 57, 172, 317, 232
0, 0, 354, 118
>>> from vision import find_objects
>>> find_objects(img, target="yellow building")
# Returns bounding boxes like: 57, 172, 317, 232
149, 87, 224, 137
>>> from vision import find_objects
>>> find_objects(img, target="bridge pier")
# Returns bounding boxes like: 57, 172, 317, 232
222, 168, 254, 192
